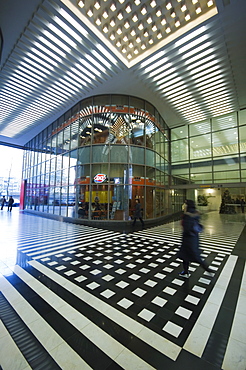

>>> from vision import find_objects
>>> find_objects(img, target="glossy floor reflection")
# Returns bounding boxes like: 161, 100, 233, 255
0, 208, 246, 369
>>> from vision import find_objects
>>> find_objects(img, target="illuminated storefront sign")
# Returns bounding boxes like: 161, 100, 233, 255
94, 173, 107, 183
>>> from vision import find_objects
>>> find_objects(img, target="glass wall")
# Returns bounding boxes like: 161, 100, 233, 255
23, 95, 170, 221
171, 110, 246, 186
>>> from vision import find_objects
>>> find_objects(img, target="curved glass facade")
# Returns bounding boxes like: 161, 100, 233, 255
23, 95, 170, 221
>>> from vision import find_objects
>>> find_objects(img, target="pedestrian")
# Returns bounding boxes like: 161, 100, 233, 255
1, 195, 6, 210
241, 198, 245, 213
132, 199, 144, 227
8, 196, 14, 212
177, 199, 211, 278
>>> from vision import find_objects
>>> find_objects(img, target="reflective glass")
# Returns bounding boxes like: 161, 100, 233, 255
189, 119, 211, 136
110, 145, 128, 163
171, 125, 188, 140
212, 128, 239, 157
212, 112, 237, 131
239, 125, 246, 153
190, 134, 211, 160
171, 139, 189, 162
239, 110, 246, 126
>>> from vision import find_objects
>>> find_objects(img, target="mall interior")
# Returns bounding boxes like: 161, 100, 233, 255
0, 0, 246, 369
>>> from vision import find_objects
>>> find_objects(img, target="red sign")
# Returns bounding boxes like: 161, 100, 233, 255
94, 174, 107, 183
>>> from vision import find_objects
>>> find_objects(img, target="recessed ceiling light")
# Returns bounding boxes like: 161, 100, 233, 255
78, 0, 84, 8
87, 8, 93, 17
141, 6, 147, 15
166, 1, 172, 10
110, 2, 117, 11
125, 3, 131, 13
94, 1, 100, 10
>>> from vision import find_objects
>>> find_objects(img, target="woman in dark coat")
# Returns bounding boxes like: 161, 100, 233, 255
132, 199, 144, 227
177, 199, 210, 278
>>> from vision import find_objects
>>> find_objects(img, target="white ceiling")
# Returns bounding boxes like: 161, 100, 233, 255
0, 0, 246, 147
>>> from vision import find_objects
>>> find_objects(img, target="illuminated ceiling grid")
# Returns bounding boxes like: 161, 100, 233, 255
74, 0, 217, 62
0, 0, 242, 141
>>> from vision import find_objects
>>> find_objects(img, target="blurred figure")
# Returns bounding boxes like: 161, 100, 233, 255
177, 199, 211, 278
1, 195, 6, 210
8, 196, 14, 212
132, 199, 144, 228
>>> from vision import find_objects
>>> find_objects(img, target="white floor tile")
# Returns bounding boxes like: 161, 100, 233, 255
152, 296, 167, 307
175, 306, 192, 319
138, 309, 155, 322
117, 298, 134, 309
132, 288, 147, 297
163, 321, 183, 337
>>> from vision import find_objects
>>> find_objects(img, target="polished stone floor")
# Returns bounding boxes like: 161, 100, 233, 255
0, 208, 245, 369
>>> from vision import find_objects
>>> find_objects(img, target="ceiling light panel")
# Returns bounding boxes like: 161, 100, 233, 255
137, 19, 238, 124
71, 0, 217, 64
0, 0, 124, 139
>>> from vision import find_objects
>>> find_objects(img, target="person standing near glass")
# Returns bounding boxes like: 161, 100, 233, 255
132, 199, 144, 228
1, 195, 6, 210
8, 196, 14, 212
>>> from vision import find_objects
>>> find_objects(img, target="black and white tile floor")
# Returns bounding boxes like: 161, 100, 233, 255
0, 209, 246, 369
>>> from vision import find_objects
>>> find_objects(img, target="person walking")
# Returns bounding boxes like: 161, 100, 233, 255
1, 195, 6, 210
132, 199, 144, 228
8, 196, 14, 212
177, 199, 211, 278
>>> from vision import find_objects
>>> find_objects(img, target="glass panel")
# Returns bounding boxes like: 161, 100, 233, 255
70, 120, 79, 150
213, 156, 239, 171
60, 187, 68, 208
110, 145, 128, 163
79, 116, 93, 146
92, 114, 110, 144
129, 96, 145, 110
93, 95, 111, 111
146, 186, 153, 219
240, 156, 246, 169
146, 149, 155, 167
239, 126, 246, 153
171, 125, 188, 140
190, 160, 212, 173
212, 112, 237, 131
76, 164, 90, 180
146, 166, 155, 185
67, 186, 76, 217
190, 134, 211, 160
110, 164, 127, 184
109, 185, 128, 220
190, 173, 212, 184
130, 147, 144, 165
212, 128, 239, 157
171, 139, 189, 162
146, 119, 157, 149
91, 184, 108, 220
78, 146, 90, 164
189, 119, 211, 136
111, 95, 128, 106
130, 119, 145, 146
77, 185, 89, 219
155, 188, 165, 217
239, 110, 246, 126
109, 114, 130, 145
63, 153, 70, 168
61, 168, 69, 187
63, 126, 71, 152
69, 166, 77, 185
214, 171, 240, 182
57, 131, 64, 154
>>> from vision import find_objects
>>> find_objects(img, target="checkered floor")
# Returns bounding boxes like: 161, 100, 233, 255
0, 209, 246, 369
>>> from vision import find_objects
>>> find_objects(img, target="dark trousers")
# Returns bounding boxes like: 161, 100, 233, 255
183, 259, 209, 273
132, 217, 144, 226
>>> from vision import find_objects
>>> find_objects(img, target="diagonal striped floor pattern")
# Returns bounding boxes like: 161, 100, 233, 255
0, 209, 246, 369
